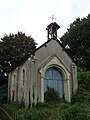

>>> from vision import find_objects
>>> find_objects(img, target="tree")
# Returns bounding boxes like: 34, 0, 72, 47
0, 32, 37, 86
60, 14, 90, 70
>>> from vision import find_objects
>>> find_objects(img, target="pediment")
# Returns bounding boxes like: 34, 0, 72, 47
39, 54, 70, 73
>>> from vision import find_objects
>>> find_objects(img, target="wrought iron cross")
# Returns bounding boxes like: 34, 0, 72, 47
50, 15, 56, 22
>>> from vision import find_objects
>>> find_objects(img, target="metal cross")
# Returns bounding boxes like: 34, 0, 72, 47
50, 15, 56, 22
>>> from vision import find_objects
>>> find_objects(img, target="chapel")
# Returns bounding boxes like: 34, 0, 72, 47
8, 21, 78, 107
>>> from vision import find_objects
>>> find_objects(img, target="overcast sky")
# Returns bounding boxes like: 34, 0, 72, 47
0, 0, 90, 46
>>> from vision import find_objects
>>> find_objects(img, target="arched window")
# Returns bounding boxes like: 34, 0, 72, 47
44, 67, 64, 98
22, 69, 25, 86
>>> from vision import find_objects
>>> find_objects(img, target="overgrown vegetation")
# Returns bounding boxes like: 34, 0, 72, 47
0, 84, 7, 104
0, 14, 90, 119
44, 87, 61, 102
72, 68, 90, 103
2, 68, 90, 120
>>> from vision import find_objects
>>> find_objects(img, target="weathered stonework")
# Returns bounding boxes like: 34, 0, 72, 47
8, 39, 78, 107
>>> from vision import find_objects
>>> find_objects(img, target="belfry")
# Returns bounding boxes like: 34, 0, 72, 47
46, 22, 60, 40
46, 15, 60, 40
8, 18, 78, 107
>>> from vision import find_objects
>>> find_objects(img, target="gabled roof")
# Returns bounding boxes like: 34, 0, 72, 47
36, 38, 74, 61
8, 38, 75, 73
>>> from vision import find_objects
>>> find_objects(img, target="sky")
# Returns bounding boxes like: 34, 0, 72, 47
0, 0, 90, 46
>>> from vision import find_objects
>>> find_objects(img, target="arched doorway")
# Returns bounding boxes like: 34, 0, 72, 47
44, 67, 64, 98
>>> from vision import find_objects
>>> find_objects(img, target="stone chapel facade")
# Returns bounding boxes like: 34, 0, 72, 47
8, 22, 78, 107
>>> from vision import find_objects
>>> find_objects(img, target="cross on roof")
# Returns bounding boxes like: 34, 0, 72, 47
50, 15, 56, 22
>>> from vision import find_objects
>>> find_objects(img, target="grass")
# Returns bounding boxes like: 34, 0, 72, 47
2, 68, 90, 120
3, 100, 90, 120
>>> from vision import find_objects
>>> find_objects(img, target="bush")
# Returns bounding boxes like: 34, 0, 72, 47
44, 87, 61, 102
62, 104, 90, 120
78, 68, 90, 91
72, 87, 90, 103
2, 68, 90, 120
72, 68, 90, 103
0, 84, 8, 104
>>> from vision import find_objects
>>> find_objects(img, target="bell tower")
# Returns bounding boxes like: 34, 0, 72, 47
46, 15, 60, 40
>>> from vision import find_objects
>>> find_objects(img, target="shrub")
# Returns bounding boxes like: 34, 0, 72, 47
78, 68, 90, 91
72, 68, 90, 103
0, 84, 8, 104
44, 87, 61, 102
62, 104, 90, 120
72, 87, 90, 103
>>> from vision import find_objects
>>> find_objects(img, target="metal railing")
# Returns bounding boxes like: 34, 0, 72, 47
0, 106, 14, 120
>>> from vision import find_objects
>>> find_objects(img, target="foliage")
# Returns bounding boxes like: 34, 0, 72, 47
44, 87, 61, 102
60, 14, 90, 70
62, 104, 90, 120
11, 99, 25, 109
72, 68, 90, 103
3, 68, 90, 120
0, 31, 37, 86
78, 68, 90, 91
0, 84, 7, 104
4, 101, 90, 120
